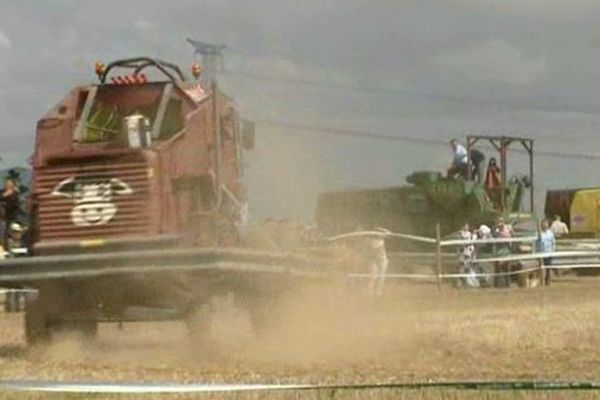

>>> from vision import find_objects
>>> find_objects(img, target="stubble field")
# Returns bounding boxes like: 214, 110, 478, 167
0, 277, 599, 398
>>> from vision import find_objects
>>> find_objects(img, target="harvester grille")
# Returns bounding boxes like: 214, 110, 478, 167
34, 160, 150, 241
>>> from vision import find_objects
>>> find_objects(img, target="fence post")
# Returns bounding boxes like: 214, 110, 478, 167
436, 223, 442, 290
535, 216, 545, 288
540, 257, 546, 287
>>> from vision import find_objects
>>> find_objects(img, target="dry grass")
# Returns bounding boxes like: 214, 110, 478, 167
4, 391, 600, 400
0, 277, 600, 398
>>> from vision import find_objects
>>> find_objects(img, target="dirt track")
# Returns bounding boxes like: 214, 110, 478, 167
1, 278, 600, 398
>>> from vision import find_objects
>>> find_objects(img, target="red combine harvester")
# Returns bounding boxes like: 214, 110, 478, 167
3, 57, 322, 345
33, 58, 246, 251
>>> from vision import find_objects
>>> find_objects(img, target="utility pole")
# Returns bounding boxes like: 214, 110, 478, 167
186, 38, 227, 86
187, 38, 227, 212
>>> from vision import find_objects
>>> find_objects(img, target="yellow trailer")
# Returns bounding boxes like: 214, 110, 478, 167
545, 188, 600, 237
569, 189, 600, 236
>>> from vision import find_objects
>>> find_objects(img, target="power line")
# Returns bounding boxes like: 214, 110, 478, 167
220, 70, 590, 113
0, 69, 594, 115
221, 70, 409, 96
0, 72, 563, 113
0, 88, 63, 99
222, 69, 508, 107
255, 120, 445, 145
256, 119, 600, 161
1, 73, 599, 161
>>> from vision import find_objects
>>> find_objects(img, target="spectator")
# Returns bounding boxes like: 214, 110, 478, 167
494, 219, 513, 288
7, 222, 25, 253
0, 207, 5, 254
538, 219, 556, 286
477, 224, 492, 237
477, 223, 494, 254
485, 158, 502, 208
364, 232, 389, 297
458, 223, 478, 288
477, 224, 492, 240
495, 218, 514, 237
475, 224, 494, 287
0, 178, 20, 250
550, 215, 569, 238
469, 148, 485, 182
447, 139, 469, 179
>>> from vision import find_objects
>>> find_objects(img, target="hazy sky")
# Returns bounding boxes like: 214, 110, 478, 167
1, 1, 600, 220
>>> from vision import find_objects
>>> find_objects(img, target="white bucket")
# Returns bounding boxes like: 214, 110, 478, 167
124, 114, 151, 148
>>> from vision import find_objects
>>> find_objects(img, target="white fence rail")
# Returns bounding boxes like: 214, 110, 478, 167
329, 225, 600, 287
440, 236, 538, 247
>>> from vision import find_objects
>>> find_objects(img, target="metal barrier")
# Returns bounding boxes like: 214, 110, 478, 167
0, 231, 593, 290
329, 225, 600, 288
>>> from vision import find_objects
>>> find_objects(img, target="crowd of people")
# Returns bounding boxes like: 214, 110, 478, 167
458, 220, 510, 288
458, 217, 560, 289
446, 138, 570, 288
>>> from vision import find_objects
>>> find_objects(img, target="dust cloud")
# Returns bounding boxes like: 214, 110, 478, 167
30, 282, 423, 372
234, 283, 420, 365
15, 279, 600, 384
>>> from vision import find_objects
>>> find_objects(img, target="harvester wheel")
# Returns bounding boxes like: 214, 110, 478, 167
25, 293, 51, 345
25, 283, 98, 346
53, 321, 98, 342
246, 295, 283, 338
574, 268, 600, 276
4, 291, 17, 313
184, 303, 213, 345
78, 321, 98, 339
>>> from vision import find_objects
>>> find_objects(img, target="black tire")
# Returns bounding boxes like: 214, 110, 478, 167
184, 303, 212, 344
53, 320, 98, 342
4, 291, 17, 313
248, 305, 270, 337
575, 268, 600, 276
246, 295, 283, 338
25, 282, 98, 346
78, 321, 98, 339
25, 294, 50, 346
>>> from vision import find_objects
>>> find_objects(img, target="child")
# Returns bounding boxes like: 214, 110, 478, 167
537, 219, 556, 286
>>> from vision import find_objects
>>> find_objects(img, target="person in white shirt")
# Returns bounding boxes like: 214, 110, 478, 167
550, 215, 569, 238
447, 139, 469, 179
476, 224, 494, 287
365, 233, 389, 297
477, 224, 492, 239
458, 223, 479, 287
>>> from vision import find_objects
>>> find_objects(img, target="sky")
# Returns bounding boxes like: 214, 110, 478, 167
1, 0, 600, 221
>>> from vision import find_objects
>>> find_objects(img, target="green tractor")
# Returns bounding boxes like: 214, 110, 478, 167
316, 135, 535, 244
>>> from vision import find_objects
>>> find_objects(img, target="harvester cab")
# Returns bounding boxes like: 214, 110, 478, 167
82, 58, 196, 145
31, 57, 251, 254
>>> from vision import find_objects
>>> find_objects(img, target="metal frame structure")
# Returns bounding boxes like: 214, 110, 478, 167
99, 57, 187, 84
0, 248, 327, 283
187, 38, 227, 85
466, 135, 534, 213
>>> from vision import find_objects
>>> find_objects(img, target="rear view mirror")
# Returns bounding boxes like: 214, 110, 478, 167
241, 120, 255, 150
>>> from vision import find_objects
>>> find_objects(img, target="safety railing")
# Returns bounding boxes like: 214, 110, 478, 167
328, 224, 600, 290
0, 230, 595, 297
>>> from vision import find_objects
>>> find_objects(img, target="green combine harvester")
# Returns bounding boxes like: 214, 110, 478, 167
316, 135, 535, 244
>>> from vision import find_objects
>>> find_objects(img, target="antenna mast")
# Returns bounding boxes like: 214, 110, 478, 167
186, 38, 227, 86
